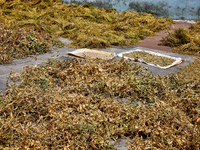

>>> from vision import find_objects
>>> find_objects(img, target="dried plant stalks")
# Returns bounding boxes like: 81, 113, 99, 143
160, 20, 200, 56
0, 23, 63, 64
0, 0, 173, 49
123, 51, 175, 67
0, 57, 199, 149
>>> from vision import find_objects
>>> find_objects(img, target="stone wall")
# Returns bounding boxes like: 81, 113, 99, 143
63, 0, 200, 20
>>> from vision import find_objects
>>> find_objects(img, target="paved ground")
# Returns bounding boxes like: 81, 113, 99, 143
0, 38, 196, 150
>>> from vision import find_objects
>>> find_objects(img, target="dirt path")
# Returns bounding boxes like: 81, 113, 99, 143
135, 22, 192, 52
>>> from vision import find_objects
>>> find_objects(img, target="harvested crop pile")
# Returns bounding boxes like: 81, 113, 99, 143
0, 0, 173, 49
75, 51, 114, 59
160, 20, 200, 55
123, 51, 175, 66
178, 58, 200, 81
0, 58, 199, 149
0, 23, 64, 64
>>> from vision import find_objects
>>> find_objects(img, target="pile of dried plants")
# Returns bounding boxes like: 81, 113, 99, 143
0, 23, 64, 64
160, 20, 200, 55
0, 0, 173, 49
0, 57, 199, 149
0, 0, 199, 149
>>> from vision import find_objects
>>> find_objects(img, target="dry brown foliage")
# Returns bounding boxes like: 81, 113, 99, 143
0, 0, 199, 149
0, 57, 199, 149
0, 23, 64, 64
160, 20, 200, 56
0, 0, 173, 49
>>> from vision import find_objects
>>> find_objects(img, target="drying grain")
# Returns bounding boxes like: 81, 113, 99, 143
75, 52, 114, 59
123, 51, 175, 66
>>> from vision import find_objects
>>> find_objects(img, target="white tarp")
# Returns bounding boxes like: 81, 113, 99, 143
117, 49, 183, 69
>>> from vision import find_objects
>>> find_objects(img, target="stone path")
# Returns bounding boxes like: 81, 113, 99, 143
0, 38, 196, 149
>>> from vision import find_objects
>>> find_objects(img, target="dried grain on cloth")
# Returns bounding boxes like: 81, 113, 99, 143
67, 49, 116, 60
118, 49, 183, 69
